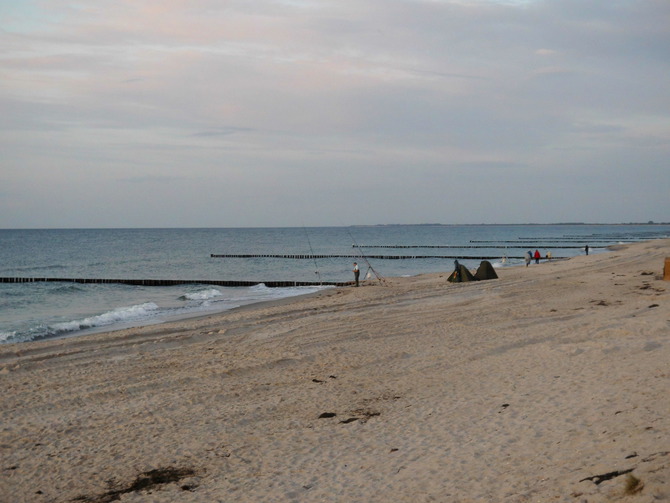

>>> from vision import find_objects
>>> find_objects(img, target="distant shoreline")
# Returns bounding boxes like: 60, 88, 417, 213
2, 222, 670, 231
352, 222, 670, 227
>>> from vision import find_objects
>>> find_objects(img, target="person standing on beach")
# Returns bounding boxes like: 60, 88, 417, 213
353, 262, 360, 287
585, 245, 589, 255
534, 249, 541, 264
524, 251, 531, 267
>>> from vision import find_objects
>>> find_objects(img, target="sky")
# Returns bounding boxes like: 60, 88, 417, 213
1, 0, 669, 228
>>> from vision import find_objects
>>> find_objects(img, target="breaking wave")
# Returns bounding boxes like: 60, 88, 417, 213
50, 302, 160, 336
179, 288, 223, 301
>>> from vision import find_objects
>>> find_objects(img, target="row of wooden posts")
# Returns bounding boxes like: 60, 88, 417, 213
1, 251, 571, 288
210, 254, 545, 260
0, 277, 350, 287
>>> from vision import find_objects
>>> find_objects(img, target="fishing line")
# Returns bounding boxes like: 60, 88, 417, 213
347, 229, 385, 284
303, 226, 322, 285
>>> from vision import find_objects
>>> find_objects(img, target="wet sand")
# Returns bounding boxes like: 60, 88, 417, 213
1, 239, 669, 502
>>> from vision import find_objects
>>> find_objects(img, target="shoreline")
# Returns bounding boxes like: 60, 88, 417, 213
43, 244, 607, 345
3, 223, 666, 346
2, 239, 669, 502
0, 248, 586, 347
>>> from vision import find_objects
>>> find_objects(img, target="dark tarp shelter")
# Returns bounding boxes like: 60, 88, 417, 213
447, 263, 478, 282
474, 260, 498, 280
448, 260, 498, 283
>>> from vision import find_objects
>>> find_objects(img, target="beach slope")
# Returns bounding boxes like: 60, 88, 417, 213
1, 239, 669, 502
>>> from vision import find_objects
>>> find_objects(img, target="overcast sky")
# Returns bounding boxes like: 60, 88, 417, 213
1, 0, 668, 228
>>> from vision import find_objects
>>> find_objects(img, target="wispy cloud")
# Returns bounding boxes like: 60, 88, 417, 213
191, 127, 256, 137
116, 175, 188, 184
1, 0, 669, 227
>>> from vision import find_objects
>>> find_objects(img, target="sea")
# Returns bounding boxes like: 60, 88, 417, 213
1, 224, 668, 345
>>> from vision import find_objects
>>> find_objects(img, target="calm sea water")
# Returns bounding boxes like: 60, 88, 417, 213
1, 224, 668, 344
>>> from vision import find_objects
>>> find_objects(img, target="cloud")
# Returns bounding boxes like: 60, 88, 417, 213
1, 0, 669, 227
116, 175, 188, 184
191, 127, 256, 137
534, 49, 558, 56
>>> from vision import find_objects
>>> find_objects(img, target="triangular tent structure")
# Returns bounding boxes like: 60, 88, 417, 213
448, 260, 498, 283
447, 263, 477, 283
474, 260, 498, 280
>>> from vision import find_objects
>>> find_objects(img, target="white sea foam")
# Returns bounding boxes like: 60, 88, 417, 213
50, 302, 160, 335
180, 288, 223, 301
243, 284, 324, 302
0, 331, 17, 343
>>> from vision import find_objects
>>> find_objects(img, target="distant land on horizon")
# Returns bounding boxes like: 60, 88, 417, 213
1, 222, 669, 230
354, 222, 669, 227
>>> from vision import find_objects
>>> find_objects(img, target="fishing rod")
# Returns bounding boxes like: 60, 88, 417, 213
303, 226, 322, 285
347, 229, 385, 284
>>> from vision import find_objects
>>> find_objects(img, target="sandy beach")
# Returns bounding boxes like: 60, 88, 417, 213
1, 239, 668, 503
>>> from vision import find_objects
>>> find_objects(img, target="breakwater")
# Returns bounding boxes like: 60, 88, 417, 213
353, 244, 587, 249
0, 277, 348, 287
210, 254, 546, 260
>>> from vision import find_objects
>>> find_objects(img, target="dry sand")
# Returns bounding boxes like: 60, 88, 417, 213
1, 239, 669, 503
